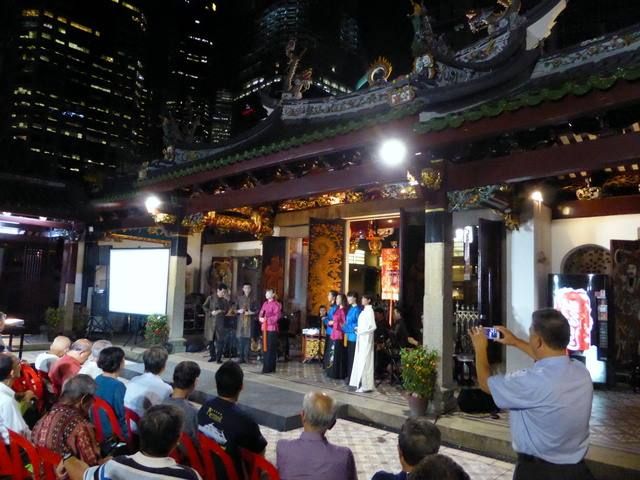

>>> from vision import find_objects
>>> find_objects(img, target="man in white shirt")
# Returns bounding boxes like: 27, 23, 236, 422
35, 335, 71, 373
78, 339, 112, 378
0, 353, 31, 441
124, 346, 172, 419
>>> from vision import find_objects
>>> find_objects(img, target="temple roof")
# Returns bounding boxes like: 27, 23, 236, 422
96, 23, 640, 204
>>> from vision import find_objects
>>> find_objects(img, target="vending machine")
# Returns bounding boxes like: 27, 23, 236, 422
548, 274, 612, 385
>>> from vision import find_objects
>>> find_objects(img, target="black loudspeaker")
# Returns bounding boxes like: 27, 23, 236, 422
98, 245, 111, 266
185, 337, 206, 353
457, 388, 498, 414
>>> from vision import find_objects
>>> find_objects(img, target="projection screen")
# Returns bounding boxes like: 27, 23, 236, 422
108, 248, 170, 315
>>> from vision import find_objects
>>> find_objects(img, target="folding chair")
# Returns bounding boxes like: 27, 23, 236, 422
169, 432, 205, 478
91, 397, 126, 443
240, 448, 280, 480
198, 432, 239, 480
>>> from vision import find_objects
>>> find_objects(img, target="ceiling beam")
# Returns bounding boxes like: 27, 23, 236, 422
553, 195, 640, 220
186, 162, 408, 214
0, 214, 74, 229
447, 132, 640, 191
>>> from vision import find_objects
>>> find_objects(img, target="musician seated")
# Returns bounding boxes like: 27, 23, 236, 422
391, 306, 420, 349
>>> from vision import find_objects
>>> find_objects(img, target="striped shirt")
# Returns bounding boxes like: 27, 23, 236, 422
83, 452, 202, 480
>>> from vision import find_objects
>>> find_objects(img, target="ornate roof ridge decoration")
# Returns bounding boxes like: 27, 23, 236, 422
135, 100, 423, 188
415, 64, 640, 135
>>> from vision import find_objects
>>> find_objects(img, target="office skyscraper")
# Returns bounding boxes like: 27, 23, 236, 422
0, 0, 150, 179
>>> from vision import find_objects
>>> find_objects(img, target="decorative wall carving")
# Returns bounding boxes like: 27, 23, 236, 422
307, 219, 345, 315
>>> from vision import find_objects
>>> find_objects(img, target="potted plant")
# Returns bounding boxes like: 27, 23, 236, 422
400, 345, 439, 417
144, 314, 169, 347
44, 307, 65, 340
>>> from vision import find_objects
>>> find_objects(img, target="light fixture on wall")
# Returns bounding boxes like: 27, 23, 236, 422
530, 190, 543, 204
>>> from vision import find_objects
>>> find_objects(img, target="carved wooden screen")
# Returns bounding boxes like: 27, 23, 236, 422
261, 237, 287, 300
611, 239, 640, 367
307, 218, 345, 315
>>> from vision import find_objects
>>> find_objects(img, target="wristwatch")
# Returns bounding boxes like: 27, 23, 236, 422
63, 452, 74, 462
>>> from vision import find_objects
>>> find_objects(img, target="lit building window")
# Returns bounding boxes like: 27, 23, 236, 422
57, 16, 67, 23
22, 9, 39, 17
69, 42, 89, 54
44, 11, 54, 18
58, 27, 66, 34
121, 2, 140, 13
70, 21, 92, 34
101, 55, 114, 63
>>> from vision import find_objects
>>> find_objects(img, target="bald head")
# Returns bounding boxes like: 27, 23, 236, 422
302, 391, 337, 432
68, 339, 92, 364
50, 336, 71, 357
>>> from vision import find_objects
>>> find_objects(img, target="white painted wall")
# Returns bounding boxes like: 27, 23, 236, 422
186, 233, 202, 295
505, 204, 551, 373
551, 214, 640, 272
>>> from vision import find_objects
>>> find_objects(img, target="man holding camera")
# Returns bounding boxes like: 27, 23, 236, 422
469, 308, 595, 480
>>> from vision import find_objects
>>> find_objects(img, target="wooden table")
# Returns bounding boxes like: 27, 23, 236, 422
3, 325, 26, 359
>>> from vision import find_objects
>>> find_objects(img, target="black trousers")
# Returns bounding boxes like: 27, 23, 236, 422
211, 326, 225, 361
322, 334, 331, 368
346, 340, 356, 378
514, 454, 595, 480
262, 332, 278, 373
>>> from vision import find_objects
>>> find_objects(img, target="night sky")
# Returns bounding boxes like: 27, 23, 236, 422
140, 0, 640, 93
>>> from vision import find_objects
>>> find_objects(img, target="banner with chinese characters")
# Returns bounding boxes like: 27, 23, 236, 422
381, 248, 400, 301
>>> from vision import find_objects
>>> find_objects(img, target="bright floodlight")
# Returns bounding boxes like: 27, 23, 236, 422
145, 195, 162, 213
379, 139, 407, 166
530, 190, 544, 203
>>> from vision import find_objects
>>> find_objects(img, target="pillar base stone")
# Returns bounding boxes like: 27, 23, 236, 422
427, 386, 457, 416
168, 337, 186, 353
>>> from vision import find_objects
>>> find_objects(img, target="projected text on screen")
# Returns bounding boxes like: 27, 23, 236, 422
108, 248, 170, 316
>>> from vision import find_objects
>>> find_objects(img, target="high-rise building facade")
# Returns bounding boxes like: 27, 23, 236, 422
164, 0, 217, 144
237, 0, 364, 101
0, 0, 150, 179
210, 89, 233, 144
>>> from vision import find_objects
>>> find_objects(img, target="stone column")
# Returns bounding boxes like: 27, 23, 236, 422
186, 231, 202, 295
423, 207, 456, 412
505, 202, 551, 373
59, 239, 79, 333
167, 229, 187, 352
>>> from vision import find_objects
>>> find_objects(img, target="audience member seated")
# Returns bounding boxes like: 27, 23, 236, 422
277, 391, 357, 480
372, 417, 441, 480
79, 339, 113, 379
32, 374, 101, 466
49, 339, 92, 396
124, 346, 172, 419
162, 360, 200, 439
198, 360, 267, 475
62, 404, 202, 480
410, 454, 470, 480
0, 353, 31, 439
95, 346, 127, 438
35, 336, 71, 373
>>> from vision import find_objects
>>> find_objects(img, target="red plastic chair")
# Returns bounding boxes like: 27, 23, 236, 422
169, 432, 205, 478
35, 446, 62, 480
124, 407, 141, 451
12, 362, 46, 412
91, 397, 126, 443
0, 438, 18, 478
8, 429, 41, 480
198, 432, 239, 480
240, 448, 280, 480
